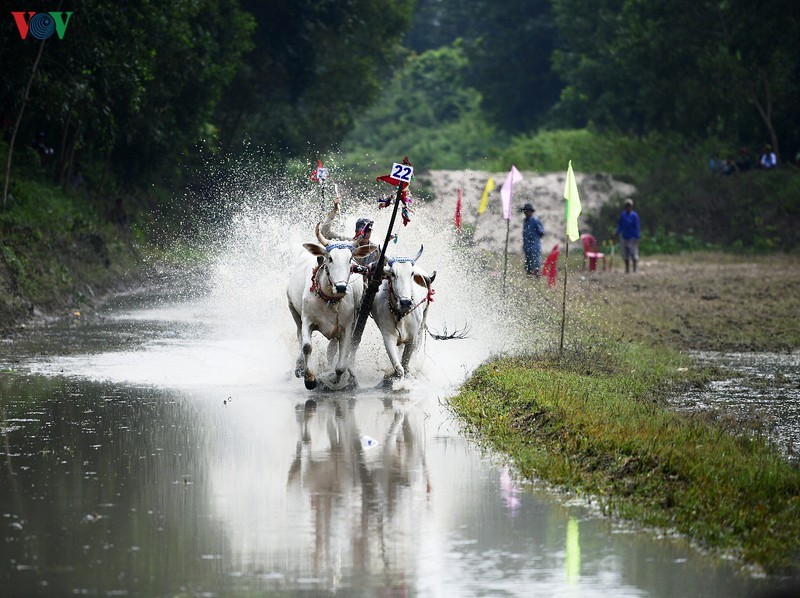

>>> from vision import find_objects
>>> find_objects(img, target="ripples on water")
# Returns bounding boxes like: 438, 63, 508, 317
676, 352, 800, 461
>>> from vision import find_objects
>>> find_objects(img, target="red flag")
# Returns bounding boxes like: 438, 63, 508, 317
309, 159, 326, 182
454, 188, 463, 233
542, 245, 560, 288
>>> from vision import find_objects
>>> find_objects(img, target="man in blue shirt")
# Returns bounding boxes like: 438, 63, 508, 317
613, 199, 640, 273
520, 203, 545, 276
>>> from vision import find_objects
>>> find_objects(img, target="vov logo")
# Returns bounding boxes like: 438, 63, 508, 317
11, 12, 74, 40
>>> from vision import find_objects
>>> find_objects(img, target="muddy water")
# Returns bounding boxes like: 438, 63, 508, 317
0, 188, 791, 596
677, 352, 800, 462
0, 288, 783, 597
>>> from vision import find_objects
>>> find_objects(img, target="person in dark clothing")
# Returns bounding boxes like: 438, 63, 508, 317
612, 198, 641, 273
520, 203, 545, 277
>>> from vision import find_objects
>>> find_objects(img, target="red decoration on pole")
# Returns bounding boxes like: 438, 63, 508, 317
455, 188, 463, 233
376, 156, 414, 226
310, 159, 329, 182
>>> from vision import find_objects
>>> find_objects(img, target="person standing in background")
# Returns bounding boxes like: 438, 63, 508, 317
520, 203, 545, 277
612, 198, 640, 273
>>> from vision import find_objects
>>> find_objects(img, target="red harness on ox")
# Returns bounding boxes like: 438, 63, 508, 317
387, 278, 435, 321
310, 264, 344, 305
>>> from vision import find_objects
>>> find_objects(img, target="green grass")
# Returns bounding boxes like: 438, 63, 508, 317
450, 344, 800, 573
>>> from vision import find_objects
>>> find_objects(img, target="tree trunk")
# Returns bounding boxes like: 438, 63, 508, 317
54, 109, 73, 185
751, 74, 781, 162
2, 39, 47, 207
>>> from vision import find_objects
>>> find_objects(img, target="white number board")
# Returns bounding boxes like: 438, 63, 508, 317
390, 162, 414, 183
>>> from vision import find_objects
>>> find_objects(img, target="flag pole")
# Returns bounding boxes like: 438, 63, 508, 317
560, 160, 582, 358
559, 240, 569, 356
351, 181, 406, 354
502, 219, 510, 294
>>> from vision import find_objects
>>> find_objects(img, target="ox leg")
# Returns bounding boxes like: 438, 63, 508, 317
332, 332, 352, 384
382, 334, 404, 379
301, 319, 316, 390
401, 337, 420, 376
289, 304, 306, 378
326, 339, 339, 369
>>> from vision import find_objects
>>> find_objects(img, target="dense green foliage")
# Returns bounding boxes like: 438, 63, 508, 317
552, 0, 800, 160
3, 0, 799, 254
1, 0, 413, 196
214, 0, 414, 156
339, 42, 499, 170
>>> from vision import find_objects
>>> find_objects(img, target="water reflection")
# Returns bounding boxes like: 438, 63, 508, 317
0, 292, 794, 595
0, 370, 786, 596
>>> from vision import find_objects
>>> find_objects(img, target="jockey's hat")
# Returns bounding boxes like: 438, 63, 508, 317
355, 218, 373, 235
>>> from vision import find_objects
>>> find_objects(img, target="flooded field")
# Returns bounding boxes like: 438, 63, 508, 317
1, 192, 794, 596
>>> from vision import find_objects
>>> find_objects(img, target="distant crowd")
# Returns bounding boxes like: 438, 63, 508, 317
709, 144, 800, 176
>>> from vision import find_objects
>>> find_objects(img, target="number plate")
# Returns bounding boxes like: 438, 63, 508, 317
390, 162, 414, 183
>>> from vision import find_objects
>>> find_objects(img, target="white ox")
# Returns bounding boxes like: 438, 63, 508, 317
287, 224, 372, 390
370, 246, 436, 380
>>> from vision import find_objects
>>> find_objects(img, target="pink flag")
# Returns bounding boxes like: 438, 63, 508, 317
501, 165, 523, 220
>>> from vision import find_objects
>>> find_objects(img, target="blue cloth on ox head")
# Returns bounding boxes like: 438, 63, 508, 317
387, 256, 416, 266
325, 242, 355, 253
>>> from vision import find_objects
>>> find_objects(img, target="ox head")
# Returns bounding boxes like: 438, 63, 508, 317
383, 245, 435, 314
304, 223, 372, 294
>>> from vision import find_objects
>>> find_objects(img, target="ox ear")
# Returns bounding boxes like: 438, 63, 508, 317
413, 269, 436, 287
414, 268, 436, 288
303, 242, 326, 257
352, 244, 374, 259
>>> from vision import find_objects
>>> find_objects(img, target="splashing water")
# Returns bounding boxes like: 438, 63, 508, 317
22, 157, 553, 390
201, 164, 549, 391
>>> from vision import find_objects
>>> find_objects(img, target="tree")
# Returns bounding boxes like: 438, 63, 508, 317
214, 0, 415, 157
463, 0, 562, 132
551, 0, 800, 157
1, 0, 254, 193
340, 42, 496, 169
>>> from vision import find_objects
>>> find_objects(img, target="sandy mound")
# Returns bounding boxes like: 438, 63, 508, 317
417, 169, 636, 256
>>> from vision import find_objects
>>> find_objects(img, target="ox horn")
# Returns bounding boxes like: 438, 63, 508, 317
315, 222, 330, 247
413, 245, 423, 264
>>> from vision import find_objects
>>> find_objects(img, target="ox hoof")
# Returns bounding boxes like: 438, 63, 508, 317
304, 377, 317, 390
295, 367, 304, 378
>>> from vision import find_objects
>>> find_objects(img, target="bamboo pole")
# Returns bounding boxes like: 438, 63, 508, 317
502, 218, 510, 294
559, 240, 570, 356
351, 182, 405, 353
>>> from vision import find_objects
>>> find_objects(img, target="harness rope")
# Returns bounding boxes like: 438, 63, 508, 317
387, 277, 435, 321
310, 264, 346, 305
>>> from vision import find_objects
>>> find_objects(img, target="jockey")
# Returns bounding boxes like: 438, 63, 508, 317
320, 196, 381, 274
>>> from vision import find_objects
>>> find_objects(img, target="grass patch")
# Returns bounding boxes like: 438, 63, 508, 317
450, 346, 800, 573
449, 253, 800, 574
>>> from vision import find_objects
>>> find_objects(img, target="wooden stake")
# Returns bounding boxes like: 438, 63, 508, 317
502, 219, 510, 294
559, 240, 570, 357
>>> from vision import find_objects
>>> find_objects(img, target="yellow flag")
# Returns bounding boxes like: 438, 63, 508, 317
477, 177, 495, 215
564, 160, 582, 242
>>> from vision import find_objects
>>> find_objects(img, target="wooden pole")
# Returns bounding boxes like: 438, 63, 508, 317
351, 182, 405, 353
3, 38, 47, 207
502, 218, 510, 294
559, 240, 570, 356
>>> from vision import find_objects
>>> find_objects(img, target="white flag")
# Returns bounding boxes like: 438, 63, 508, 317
500, 165, 523, 220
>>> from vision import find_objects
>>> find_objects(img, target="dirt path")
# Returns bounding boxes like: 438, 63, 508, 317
571, 252, 800, 352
